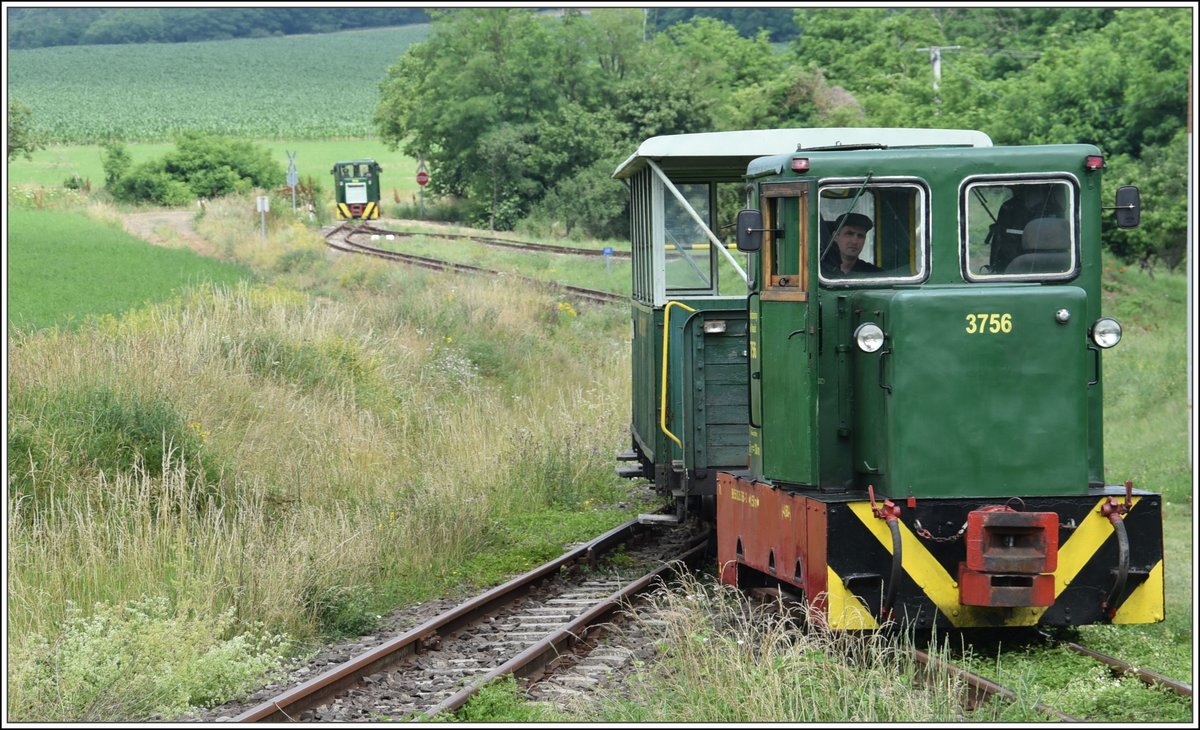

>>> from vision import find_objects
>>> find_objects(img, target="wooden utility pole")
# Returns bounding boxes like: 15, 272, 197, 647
912, 45, 960, 97
1188, 65, 1194, 444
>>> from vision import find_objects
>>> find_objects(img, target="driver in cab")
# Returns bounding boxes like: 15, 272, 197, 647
821, 212, 882, 277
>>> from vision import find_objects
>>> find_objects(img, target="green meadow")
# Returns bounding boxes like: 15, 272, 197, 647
6, 207, 252, 332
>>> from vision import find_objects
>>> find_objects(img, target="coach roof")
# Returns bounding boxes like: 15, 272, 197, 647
612, 127, 992, 181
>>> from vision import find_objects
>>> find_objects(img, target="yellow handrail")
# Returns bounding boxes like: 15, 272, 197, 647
660, 301, 697, 448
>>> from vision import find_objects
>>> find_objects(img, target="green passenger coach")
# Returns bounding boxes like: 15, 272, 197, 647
615, 128, 1163, 630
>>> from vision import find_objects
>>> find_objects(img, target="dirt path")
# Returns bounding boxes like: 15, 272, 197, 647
119, 211, 481, 259
122, 210, 220, 257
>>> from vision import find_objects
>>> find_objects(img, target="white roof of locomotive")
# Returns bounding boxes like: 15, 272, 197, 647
612, 127, 993, 179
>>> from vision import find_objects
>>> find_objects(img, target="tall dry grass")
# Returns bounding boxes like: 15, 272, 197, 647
7, 198, 634, 719
593, 574, 971, 723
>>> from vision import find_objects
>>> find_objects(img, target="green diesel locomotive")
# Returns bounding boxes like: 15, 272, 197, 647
615, 128, 1163, 630
332, 159, 382, 220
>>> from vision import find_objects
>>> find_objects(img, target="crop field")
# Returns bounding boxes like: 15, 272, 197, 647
6, 207, 252, 332
6, 25, 431, 143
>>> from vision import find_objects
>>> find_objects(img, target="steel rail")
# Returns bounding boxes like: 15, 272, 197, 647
353, 223, 632, 259
327, 226, 625, 305
913, 649, 1082, 722
1054, 637, 1192, 698
233, 518, 646, 722
415, 534, 710, 721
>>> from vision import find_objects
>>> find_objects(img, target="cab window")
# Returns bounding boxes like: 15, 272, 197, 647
818, 182, 927, 285
963, 179, 1075, 279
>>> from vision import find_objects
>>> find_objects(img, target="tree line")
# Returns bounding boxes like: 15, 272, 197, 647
374, 8, 1190, 269
3, 7, 805, 50
5, 7, 431, 48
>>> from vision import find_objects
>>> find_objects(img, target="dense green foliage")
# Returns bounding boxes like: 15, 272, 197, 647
6, 6, 429, 48
9, 597, 288, 721
649, 7, 799, 42
107, 132, 283, 205
375, 7, 1190, 266
374, 9, 800, 231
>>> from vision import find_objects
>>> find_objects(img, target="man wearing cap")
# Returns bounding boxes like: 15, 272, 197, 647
822, 212, 883, 277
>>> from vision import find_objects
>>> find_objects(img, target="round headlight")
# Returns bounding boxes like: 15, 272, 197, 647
854, 323, 885, 353
1091, 317, 1122, 349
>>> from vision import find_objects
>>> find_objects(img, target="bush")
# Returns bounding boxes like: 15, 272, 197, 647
7, 384, 227, 507
524, 157, 628, 239
163, 131, 282, 196
101, 141, 131, 188
274, 247, 324, 273
113, 161, 196, 206
108, 131, 283, 206
8, 596, 289, 722
304, 584, 380, 637
63, 175, 90, 191
388, 195, 468, 224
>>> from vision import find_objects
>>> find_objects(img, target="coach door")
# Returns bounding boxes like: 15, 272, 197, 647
750, 185, 817, 486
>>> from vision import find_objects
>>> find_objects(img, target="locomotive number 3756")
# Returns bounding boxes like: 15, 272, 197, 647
965, 312, 1013, 334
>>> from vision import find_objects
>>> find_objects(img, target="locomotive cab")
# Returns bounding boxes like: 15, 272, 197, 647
719, 139, 1164, 629
332, 159, 382, 220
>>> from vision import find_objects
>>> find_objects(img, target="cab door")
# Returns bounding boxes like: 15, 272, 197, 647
752, 185, 818, 486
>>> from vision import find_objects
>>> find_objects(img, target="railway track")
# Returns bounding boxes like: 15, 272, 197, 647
743, 589, 1190, 723
177, 536, 1190, 723
223, 518, 707, 722
323, 222, 625, 306
1047, 634, 1192, 698
920, 635, 1191, 722
913, 647, 1082, 721
360, 223, 632, 259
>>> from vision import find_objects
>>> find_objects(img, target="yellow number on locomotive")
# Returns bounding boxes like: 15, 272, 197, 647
965, 313, 1013, 334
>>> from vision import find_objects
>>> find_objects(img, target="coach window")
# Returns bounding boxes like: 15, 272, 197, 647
818, 182, 927, 286
664, 183, 714, 294
963, 179, 1076, 280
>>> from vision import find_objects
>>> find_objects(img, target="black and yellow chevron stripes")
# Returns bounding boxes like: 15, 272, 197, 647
336, 201, 379, 220
824, 491, 1164, 629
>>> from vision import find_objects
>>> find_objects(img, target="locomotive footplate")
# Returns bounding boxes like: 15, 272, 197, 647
715, 473, 1165, 630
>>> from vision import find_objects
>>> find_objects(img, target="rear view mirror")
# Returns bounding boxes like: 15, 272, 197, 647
736, 209, 764, 252
1114, 185, 1140, 228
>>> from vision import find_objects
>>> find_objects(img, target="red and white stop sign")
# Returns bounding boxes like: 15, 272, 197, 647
416, 170, 429, 187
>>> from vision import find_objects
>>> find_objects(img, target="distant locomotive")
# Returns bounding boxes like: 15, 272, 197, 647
332, 159, 382, 220
615, 128, 1163, 630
